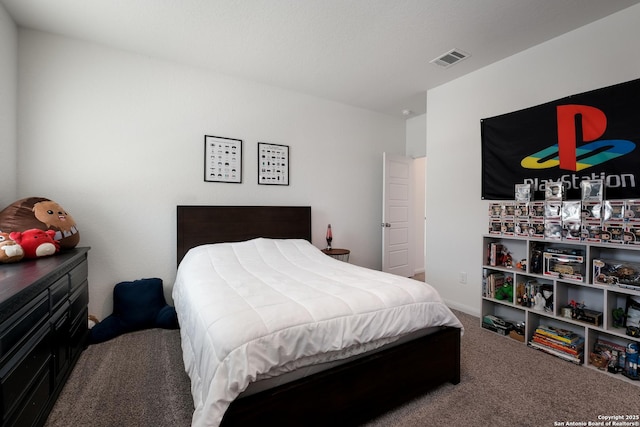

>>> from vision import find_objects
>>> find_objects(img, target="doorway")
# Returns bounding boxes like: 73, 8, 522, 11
381, 153, 425, 277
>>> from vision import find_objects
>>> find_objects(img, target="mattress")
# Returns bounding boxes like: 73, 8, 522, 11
172, 238, 463, 427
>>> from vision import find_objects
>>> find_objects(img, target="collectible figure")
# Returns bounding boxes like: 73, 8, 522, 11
625, 200, 640, 222
623, 230, 636, 243
580, 179, 604, 201
562, 201, 582, 222
543, 288, 553, 312
515, 183, 532, 202
533, 292, 546, 311
582, 223, 602, 242
515, 202, 529, 219
544, 221, 562, 240
530, 247, 543, 274
626, 343, 639, 379
545, 181, 564, 201
593, 260, 640, 288
503, 220, 515, 235
582, 201, 602, 220
490, 203, 502, 218
544, 247, 585, 282
529, 201, 545, 218
626, 225, 640, 245
530, 221, 545, 239
605, 224, 625, 244
502, 202, 516, 219
562, 221, 582, 240
627, 296, 640, 337
604, 200, 625, 222
489, 219, 502, 235
612, 307, 626, 328
544, 201, 562, 219
516, 221, 531, 237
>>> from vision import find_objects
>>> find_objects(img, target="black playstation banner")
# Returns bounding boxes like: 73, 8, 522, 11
481, 78, 640, 200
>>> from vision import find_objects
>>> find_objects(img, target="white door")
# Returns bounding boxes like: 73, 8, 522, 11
382, 153, 414, 276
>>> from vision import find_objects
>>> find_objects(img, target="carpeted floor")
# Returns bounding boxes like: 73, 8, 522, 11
44, 328, 194, 427
45, 308, 640, 427
366, 309, 640, 426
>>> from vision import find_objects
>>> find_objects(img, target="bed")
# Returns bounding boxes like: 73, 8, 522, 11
173, 205, 463, 427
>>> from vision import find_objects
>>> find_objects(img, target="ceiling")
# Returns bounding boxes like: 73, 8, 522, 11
2, 0, 639, 119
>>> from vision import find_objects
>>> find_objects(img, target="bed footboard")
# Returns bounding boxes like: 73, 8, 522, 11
221, 326, 461, 426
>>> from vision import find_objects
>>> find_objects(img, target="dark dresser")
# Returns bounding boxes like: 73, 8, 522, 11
0, 248, 89, 427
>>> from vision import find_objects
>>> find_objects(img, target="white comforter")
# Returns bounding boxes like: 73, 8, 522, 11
172, 238, 463, 427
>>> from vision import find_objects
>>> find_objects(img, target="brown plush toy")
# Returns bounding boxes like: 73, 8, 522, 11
0, 232, 25, 263
0, 197, 79, 250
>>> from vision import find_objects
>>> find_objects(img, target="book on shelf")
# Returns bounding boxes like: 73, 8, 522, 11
531, 334, 584, 356
534, 332, 584, 349
482, 271, 505, 298
488, 243, 504, 267
528, 340, 583, 364
535, 325, 581, 345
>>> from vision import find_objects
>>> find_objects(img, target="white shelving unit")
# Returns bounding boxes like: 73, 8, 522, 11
481, 234, 640, 385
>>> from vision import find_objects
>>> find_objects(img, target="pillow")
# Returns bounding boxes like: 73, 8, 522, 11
89, 278, 178, 344
0, 197, 80, 250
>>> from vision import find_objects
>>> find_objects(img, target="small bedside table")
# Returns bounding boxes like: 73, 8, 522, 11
321, 248, 350, 262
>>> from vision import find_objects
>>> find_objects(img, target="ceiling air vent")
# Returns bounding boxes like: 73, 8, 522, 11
430, 49, 470, 68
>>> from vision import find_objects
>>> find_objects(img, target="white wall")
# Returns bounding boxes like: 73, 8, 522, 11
405, 113, 426, 158
0, 4, 17, 206
425, 4, 640, 316
16, 30, 405, 319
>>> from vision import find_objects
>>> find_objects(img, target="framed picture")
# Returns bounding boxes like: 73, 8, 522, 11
258, 142, 289, 185
204, 135, 242, 183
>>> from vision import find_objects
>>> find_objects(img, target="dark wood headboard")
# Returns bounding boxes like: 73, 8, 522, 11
177, 205, 312, 265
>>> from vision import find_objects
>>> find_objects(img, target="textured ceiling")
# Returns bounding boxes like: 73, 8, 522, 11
2, 0, 640, 118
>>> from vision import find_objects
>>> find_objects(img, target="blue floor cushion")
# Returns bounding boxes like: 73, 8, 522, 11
89, 277, 178, 344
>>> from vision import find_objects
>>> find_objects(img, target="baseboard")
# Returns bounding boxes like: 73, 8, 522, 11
443, 299, 480, 318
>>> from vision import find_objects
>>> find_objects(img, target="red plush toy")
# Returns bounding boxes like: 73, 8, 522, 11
9, 229, 60, 259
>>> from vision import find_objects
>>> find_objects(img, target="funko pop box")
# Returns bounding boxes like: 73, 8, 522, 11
593, 259, 640, 290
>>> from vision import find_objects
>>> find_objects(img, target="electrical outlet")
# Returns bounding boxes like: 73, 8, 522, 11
459, 272, 467, 284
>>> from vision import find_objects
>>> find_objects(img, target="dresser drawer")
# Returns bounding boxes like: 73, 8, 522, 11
0, 325, 50, 421
49, 275, 69, 312
69, 283, 89, 326
69, 260, 88, 294
51, 303, 71, 386
70, 307, 88, 361
3, 365, 49, 427
0, 293, 48, 361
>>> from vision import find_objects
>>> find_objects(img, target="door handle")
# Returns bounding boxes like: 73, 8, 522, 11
381, 223, 391, 227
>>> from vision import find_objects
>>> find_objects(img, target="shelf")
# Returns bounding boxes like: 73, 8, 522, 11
481, 234, 640, 383
584, 363, 640, 386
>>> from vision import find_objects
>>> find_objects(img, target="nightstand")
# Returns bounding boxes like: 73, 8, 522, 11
321, 248, 350, 262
